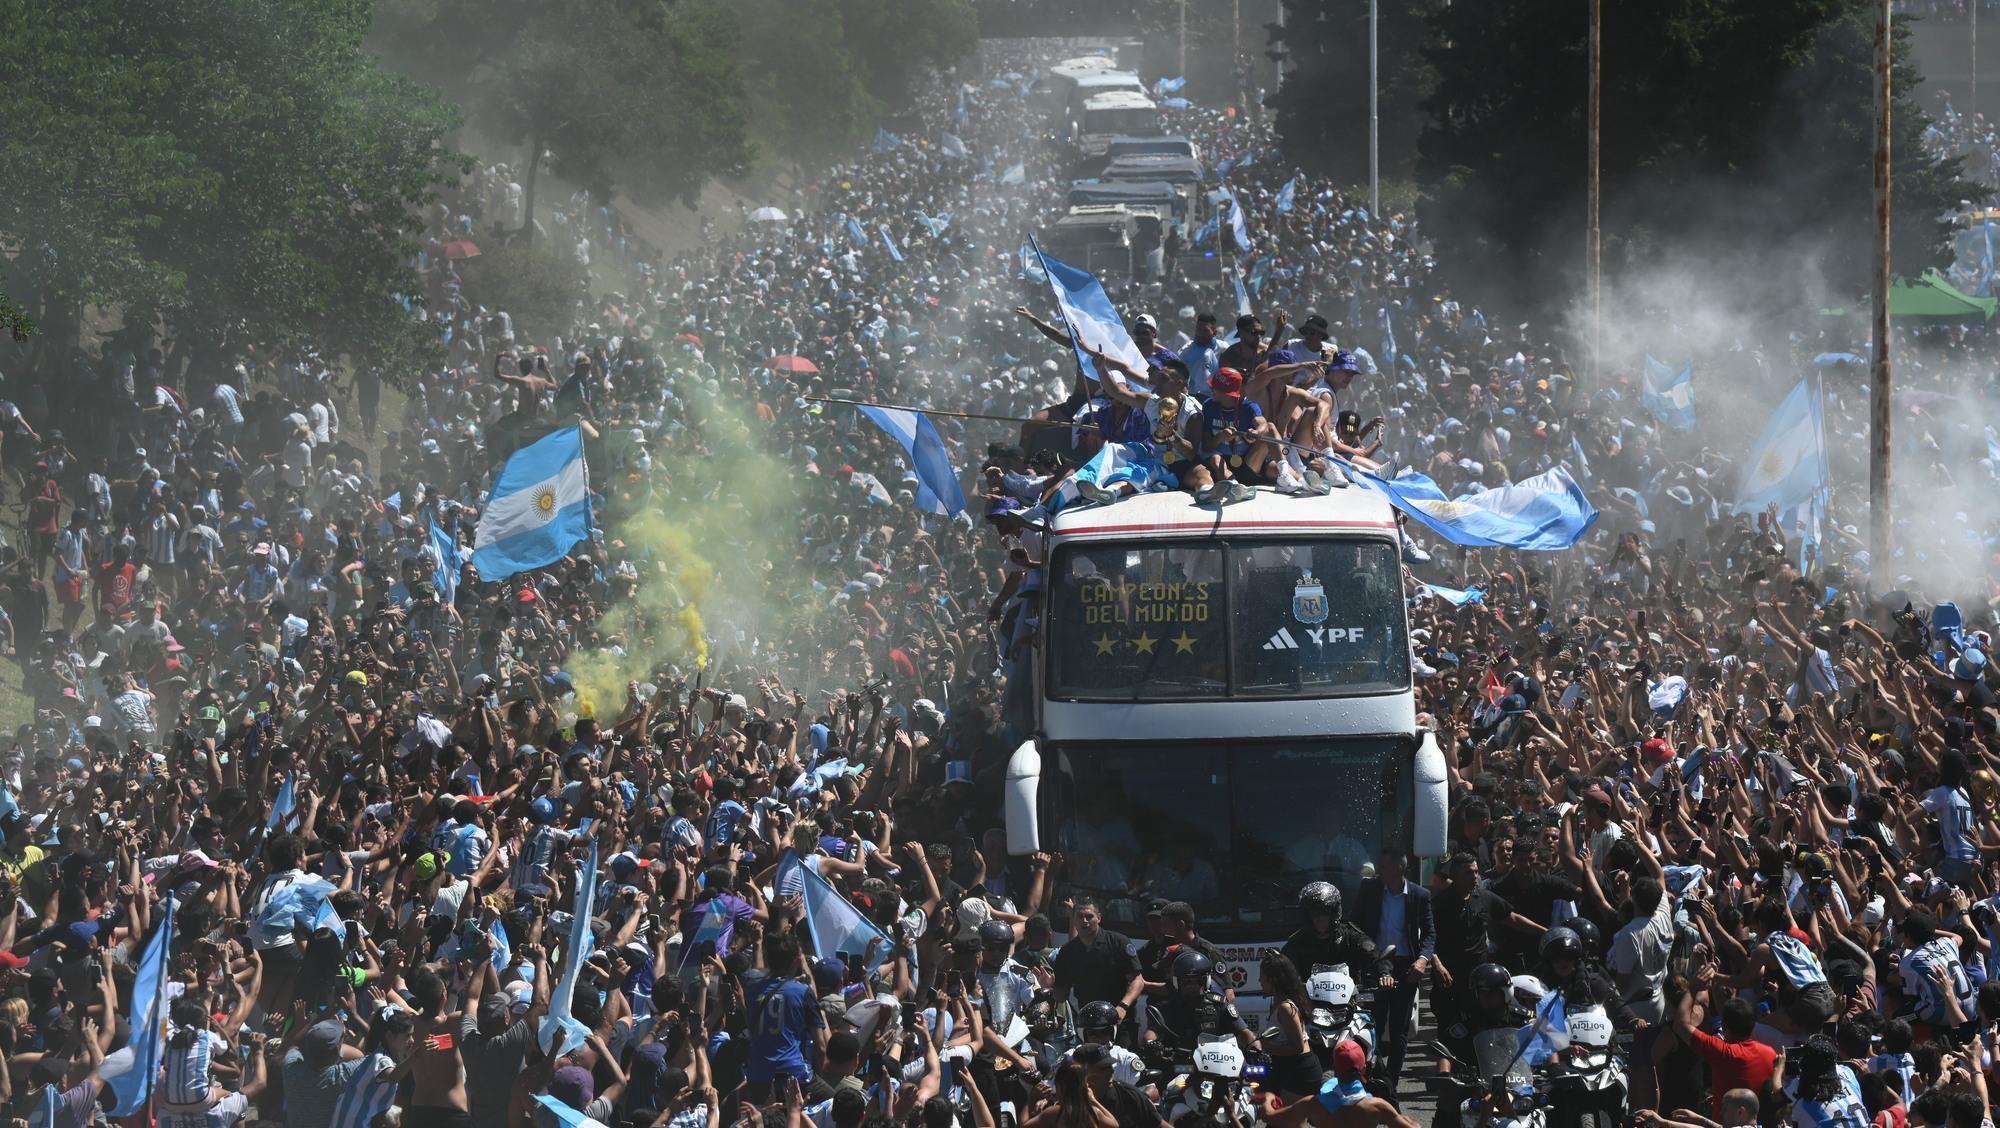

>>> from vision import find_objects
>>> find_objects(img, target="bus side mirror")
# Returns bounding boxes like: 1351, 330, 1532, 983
1413, 730, 1448, 858
1005, 739, 1042, 856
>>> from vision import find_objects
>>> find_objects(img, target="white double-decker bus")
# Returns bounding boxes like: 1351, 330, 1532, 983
1006, 487, 1448, 1007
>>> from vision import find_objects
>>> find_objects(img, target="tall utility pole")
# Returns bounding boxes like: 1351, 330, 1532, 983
1233, 0, 1242, 109
1871, 0, 1894, 575
1370, 0, 1381, 217
1179, 0, 1187, 83
1973, 0, 1980, 121
1588, 0, 1602, 384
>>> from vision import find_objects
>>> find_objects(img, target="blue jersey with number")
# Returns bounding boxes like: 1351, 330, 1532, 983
745, 976, 820, 1084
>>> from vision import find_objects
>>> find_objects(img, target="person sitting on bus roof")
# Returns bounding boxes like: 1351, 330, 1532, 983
1195, 368, 1278, 501
1071, 344, 1211, 505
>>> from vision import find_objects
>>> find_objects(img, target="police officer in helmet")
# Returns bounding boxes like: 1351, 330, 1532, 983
1441, 962, 1531, 1067
1534, 926, 1636, 1027
1281, 881, 1395, 987
1150, 948, 1255, 1052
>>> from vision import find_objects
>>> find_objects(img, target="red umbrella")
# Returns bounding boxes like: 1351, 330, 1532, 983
441, 240, 482, 260
772, 355, 820, 374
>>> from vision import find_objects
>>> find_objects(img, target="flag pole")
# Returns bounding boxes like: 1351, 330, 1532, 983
808, 397, 1101, 431
1870, 0, 1894, 578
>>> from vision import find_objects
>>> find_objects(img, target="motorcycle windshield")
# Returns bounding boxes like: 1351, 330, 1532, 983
1472, 1028, 1533, 1087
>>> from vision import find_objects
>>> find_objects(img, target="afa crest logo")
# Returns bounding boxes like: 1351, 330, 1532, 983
1293, 571, 1328, 625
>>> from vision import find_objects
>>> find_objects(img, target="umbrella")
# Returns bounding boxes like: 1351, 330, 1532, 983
440, 240, 482, 260
748, 207, 789, 223
772, 355, 819, 374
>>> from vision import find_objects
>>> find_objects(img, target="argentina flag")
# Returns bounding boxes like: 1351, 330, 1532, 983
1733, 376, 1826, 515
472, 426, 590, 581
1355, 466, 1598, 551
857, 407, 968, 517
100, 896, 176, 1115
1028, 239, 1150, 388
1641, 356, 1697, 431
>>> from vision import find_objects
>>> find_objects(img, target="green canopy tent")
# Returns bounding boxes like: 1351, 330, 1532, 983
1821, 270, 1998, 321
1888, 271, 1996, 320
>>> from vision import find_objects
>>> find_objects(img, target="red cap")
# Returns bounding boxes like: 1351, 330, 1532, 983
1643, 738, 1673, 764
1211, 368, 1245, 397
1331, 1040, 1367, 1078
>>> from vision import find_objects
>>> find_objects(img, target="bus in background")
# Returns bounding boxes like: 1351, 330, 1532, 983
1005, 487, 1449, 1018
1078, 91, 1162, 156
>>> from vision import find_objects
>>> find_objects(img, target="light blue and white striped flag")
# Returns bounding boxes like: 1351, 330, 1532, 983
857, 407, 967, 517
1028, 239, 1149, 388
1353, 466, 1598, 551
1641, 356, 1697, 431
430, 520, 461, 605
1733, 377, 1826, 515
539, 841, 600, 1058
878, 225, 904, 262
1518, 989, 1571, 1067
490, 916, 512, 972
800, 858, 892, 972
471, 426, 590, 581
266, 772, 297, 832
1275, 176, 1298, 214
102, 896, 176, 1115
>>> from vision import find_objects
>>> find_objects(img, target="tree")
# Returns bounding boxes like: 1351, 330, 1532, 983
478, 0, 755, 236
1416, 0, 1969, 323
1267, 0, 1441, 184
0, 0, 463, 379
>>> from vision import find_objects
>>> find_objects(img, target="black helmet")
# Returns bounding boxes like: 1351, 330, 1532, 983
1299, 881, 1342, 919
1471, 962, 1513, 995
978, 920, 1015, 950
1541, 927, 1584, 964
1080, 1000, 1120, 1031
1567, 917, 1603, 956
1170, 948, 1215, 983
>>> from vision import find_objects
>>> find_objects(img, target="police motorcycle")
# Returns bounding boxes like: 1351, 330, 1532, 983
1507, 973, 1626, 1128
1159, 1036, 1270, 1127
1429, 1028, 1548, 1128
1301, 964, 1376, 1070
1515, 927, 1628, 1128
1433, 964, 1540, 1128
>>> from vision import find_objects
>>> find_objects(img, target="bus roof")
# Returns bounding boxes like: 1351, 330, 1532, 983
1082, 91, 1156, 112
1049, 485, 1400, 542
1073, 72, 1144, 92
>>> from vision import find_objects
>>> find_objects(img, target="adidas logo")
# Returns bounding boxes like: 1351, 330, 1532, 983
1262, 628, 1300, 651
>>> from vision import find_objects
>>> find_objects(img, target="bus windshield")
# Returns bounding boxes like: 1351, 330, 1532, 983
1052, 739, 1405, 935
1047, 539, 1409, 700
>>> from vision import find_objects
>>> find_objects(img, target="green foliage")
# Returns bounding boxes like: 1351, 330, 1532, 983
1413, 0, 1970, 319
461, 242, 586, 342
1268, 0, 1440, 183
0, 294, 32, 342
376, 0, 972, 175
0, 0, 461, 375
479, 0, 755, 211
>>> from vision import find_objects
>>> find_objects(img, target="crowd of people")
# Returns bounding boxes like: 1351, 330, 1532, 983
2, 30, 2000, 1128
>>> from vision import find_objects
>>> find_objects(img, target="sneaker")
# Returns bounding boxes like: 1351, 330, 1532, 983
1075, 478, 1114, 504
1321, 463, 1351, 489
1301, 470, 1332, 496
1194, 483, 1223, 504
1225, 480, 1255, 503
1274, 461, 1307, 494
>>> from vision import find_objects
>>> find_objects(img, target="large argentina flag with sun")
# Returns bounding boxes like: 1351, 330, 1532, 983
472, 425, 591, 580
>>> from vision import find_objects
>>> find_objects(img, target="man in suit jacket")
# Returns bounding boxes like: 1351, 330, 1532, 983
1352, 849, 1436, 1087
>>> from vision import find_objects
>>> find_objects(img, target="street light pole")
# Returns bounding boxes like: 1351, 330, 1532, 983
1588, 0, 1602, 384
1871, 0, 1894, 575
1179, 0, 1187, 85
1370, 0, 1380, 218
